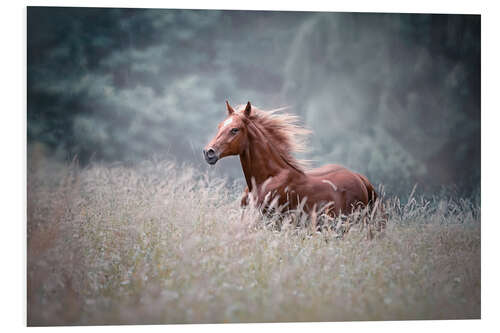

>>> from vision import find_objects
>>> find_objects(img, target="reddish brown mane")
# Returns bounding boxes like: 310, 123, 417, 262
233, 104, 311, 173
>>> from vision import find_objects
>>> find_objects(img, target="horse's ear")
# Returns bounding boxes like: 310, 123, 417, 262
225, 100, 235, 115
244, 101, 252, 117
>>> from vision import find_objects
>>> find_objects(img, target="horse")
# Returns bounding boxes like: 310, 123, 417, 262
203, 101, 378, 217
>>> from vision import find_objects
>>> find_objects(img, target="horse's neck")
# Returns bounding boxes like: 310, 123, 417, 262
239, 127, 297, 191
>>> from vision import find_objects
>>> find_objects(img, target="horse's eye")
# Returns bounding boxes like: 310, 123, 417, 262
231, 128, 239, 135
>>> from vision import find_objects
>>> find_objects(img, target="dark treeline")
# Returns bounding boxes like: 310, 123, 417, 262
27, 8, 480, 198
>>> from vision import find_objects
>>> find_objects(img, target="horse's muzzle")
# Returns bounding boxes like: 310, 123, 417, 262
203, 148, 219, 165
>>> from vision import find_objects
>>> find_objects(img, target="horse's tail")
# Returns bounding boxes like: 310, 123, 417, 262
357, 173, 377, 206
357, 173, 388, 227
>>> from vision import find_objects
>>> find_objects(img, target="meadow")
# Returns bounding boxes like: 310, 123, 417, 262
27, 156, 480, 325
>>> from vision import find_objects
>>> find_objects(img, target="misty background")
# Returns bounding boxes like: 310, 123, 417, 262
27, 7, 480, 198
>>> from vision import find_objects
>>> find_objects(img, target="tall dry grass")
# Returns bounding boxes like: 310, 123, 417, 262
27, 155, 480, 326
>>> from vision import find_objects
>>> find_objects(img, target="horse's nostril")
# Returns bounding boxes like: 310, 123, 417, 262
207, 148, 216, 158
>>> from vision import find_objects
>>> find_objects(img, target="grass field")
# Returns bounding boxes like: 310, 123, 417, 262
27, 157, 480, 326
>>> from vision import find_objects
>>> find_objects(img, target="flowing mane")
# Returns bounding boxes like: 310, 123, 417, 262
234, 104, 311, 172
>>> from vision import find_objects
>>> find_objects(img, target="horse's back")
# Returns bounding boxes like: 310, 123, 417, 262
306, 164, 346, 176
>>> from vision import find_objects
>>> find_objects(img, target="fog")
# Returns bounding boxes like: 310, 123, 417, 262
27, 8, 480, 198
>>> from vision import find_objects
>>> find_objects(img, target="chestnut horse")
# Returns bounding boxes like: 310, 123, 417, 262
203, 101, 378, 216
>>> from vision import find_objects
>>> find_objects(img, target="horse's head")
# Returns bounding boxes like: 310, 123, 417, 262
203, 101, 252, 165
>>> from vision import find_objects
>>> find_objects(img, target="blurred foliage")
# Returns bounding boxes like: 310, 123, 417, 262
27, 8, 480, 197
